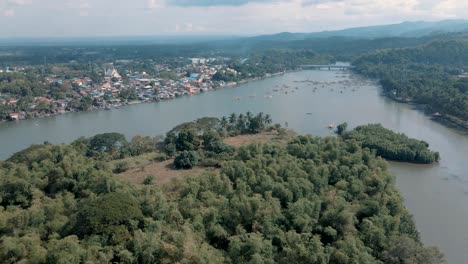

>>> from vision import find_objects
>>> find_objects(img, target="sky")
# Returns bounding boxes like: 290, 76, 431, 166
0, 0, 467, 37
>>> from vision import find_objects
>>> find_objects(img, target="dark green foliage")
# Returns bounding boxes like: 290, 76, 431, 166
175, 129, 201, 151
222, 112, 273, 135
174, 150, 200, 169
202, 130, 221, 149
162, 112, 273, 160
336, 122, 348, 135
0, 118, 444, 263
88, 133, 127, 153
212, 49, 328, 82
73, 133, 159, 160
342, 124, 440, 164
143, 175, 154, 185
113, 161, 130, 173
75, 193, 143, 239
354, 40, 468, 122
169, 117, 221, 134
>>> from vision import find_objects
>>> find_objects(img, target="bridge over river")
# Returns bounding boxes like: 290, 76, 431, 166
300, 64, 355, 70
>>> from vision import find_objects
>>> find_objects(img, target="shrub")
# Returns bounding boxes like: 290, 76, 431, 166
174, 150, 199, 169
153, 153, 168, 162
143, 175, 154, 185
113, 161, 130, 173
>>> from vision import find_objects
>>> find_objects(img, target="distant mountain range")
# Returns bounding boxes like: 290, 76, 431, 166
1, 19, 467, 47
247, 19, 468, 42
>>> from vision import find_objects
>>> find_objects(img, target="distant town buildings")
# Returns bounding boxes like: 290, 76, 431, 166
105, 67, 122, 79
0, 57, 249, 122
190, 58, 207, 65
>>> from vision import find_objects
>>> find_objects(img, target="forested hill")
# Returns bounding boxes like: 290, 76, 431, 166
0, 115, 444, 263
353, 39, 468, 125
354, 39, 468, 66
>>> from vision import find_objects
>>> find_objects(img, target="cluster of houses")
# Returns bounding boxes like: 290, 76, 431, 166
1, 57, 242, 121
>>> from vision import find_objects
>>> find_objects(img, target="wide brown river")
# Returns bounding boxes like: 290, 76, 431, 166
1, 70, 467, 263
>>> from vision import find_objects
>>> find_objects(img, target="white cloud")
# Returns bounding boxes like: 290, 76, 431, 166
7, 0, 32, 6
148, 0, 165, 9
2, 9, 14, 16
0, 0, 467, 37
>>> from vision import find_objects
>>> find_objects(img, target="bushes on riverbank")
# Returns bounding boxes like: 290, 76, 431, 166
340, 123, 440, 164
353, 40, 468, 123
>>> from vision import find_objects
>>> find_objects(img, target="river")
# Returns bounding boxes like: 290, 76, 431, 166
1, 70, 467, 263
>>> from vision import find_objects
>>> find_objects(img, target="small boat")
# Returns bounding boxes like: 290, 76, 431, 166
327, 124, 335, 129
306, 113, 312, 115
233, 97, 241, 100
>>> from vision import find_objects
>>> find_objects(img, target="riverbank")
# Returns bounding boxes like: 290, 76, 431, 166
363, 74, 468, 132
0, 70, 293, 124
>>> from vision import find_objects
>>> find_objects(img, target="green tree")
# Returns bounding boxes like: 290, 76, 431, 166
336, 122, 348, 135
89, 133, 127, 153
175, 129, 201, 151
75, 192, 143, 240
174, 150, 199, 169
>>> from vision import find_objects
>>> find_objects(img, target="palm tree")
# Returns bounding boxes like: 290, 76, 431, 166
220, 116, 228, 128
237, 113, 246, 133
228, 113, 237, 125
257, 112, 264, 122
264, 114, 272, 125
246, 111, 253, 121
256, 112, 265, 131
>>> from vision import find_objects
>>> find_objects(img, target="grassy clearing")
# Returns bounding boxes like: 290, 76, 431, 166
114, 130, 295, 186
223, 129, 296, 147
115, 159, 219, 186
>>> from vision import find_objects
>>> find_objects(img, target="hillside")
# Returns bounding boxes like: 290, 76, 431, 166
246, 20, 468, 41
354, 40, 468, 125
0, 115, 444, 263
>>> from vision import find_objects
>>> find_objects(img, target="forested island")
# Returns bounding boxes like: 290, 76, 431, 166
0, 114, 444, 263
337, 123, 440, 164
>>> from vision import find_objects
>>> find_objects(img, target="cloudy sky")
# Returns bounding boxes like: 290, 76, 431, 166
0, 0, 467, 37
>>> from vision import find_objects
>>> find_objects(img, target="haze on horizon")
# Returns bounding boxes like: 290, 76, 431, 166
1, 0, 468, 38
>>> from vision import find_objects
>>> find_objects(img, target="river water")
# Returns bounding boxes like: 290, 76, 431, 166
1, 70, 467, 263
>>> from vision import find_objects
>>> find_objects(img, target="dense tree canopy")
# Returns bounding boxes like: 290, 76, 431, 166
340, 124, 440, 164
0, 116, 444, 263
354, 40, 468, 123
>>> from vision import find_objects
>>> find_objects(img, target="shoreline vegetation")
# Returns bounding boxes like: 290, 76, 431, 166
336, 123, 440, 164
353, 39, 468, 131
377, 90, 468, 131
0, 113, 444, 263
